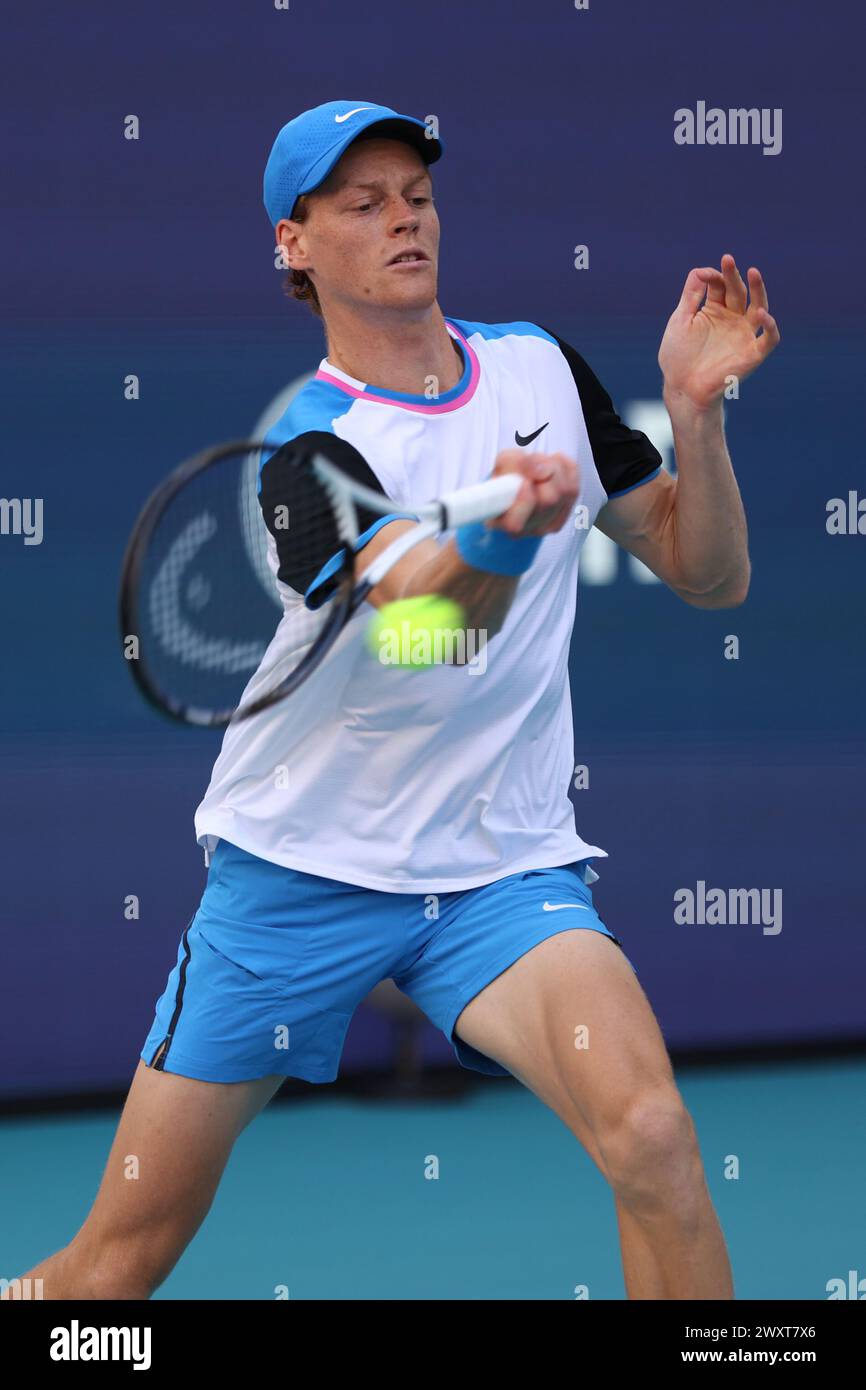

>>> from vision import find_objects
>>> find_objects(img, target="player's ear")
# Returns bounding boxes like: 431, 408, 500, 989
275, 219, 308, 272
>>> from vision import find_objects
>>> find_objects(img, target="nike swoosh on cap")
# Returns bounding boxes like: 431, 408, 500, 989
335, 107, 373, 123
542, 902, 590, 912
515, 423, 549, 447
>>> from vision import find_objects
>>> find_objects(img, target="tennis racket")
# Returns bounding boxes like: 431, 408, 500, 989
119, 436, 521, 727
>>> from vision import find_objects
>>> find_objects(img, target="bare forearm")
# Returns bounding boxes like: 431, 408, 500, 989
664, 393, 750, 605
397, 538, 519, 636
360, 448, 578, 639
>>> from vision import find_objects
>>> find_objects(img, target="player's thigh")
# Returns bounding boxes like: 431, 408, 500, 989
71, 1060, 284, 1282
454, 929, 678, 1144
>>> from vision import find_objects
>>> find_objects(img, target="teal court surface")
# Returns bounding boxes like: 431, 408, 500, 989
1, 1056, 863, 1300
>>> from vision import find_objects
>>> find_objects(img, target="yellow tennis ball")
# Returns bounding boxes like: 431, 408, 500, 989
366, 594, 467, 669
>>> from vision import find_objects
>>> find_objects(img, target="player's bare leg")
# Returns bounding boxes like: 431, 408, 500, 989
454, 930, 733, 1300
503, 1068, 671, 1300
3, 1061, 285, 1300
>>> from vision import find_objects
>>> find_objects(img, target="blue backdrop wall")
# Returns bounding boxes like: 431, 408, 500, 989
1, 0, 864, 1098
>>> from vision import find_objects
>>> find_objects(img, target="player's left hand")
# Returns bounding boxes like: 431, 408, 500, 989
658, 254, 780, 411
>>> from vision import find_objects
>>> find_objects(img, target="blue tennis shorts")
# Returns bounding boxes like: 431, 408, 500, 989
141, 839, 635, 1084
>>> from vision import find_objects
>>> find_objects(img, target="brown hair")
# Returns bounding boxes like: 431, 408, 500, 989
281, 194, 323, 319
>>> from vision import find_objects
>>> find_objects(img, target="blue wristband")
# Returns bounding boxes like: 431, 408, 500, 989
455, 521, 542, 576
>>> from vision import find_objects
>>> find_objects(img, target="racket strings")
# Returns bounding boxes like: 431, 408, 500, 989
133, 445, 351, 721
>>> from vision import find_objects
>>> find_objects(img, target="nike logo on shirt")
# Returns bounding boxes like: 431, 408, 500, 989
515, 422, 549, 447
542, 902, 590, 912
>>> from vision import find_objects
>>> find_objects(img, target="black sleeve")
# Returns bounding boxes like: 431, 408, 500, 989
539, 325, 663, 498
258, 430, 388, 596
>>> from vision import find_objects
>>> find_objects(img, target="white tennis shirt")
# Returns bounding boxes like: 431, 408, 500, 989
194, 318, 661, 891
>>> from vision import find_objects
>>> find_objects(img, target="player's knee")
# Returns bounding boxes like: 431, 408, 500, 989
599, 1088, 701, 1210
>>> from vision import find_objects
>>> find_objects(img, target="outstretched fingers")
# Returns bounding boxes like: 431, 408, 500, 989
746, 266, 770, 325
676, 267, 711, 318
754, 306, 781, 357
720, 253, 748, 313
697, 266, 728, 306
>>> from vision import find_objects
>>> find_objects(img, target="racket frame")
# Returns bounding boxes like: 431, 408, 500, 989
120, 441, 521, 728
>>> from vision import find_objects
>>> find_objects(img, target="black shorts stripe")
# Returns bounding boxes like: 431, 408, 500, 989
150, 917, 195, 1071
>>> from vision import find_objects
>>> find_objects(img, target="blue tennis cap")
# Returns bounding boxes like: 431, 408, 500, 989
263, 100, 444, 227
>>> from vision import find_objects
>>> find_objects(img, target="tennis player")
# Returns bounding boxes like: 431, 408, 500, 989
13, 100, 778, 1301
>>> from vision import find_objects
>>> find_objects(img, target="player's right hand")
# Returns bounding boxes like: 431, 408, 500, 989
488, 449, 580, 537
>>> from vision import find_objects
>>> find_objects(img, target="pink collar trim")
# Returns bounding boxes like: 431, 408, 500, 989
314, 320, 479, 414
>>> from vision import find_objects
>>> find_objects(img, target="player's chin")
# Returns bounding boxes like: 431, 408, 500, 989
380, 269, 437, 305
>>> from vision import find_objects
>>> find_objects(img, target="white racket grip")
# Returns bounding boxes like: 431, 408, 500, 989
439, 473, 522, 528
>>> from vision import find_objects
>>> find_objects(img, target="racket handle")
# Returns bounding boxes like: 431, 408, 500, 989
439, 473, 522, 528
